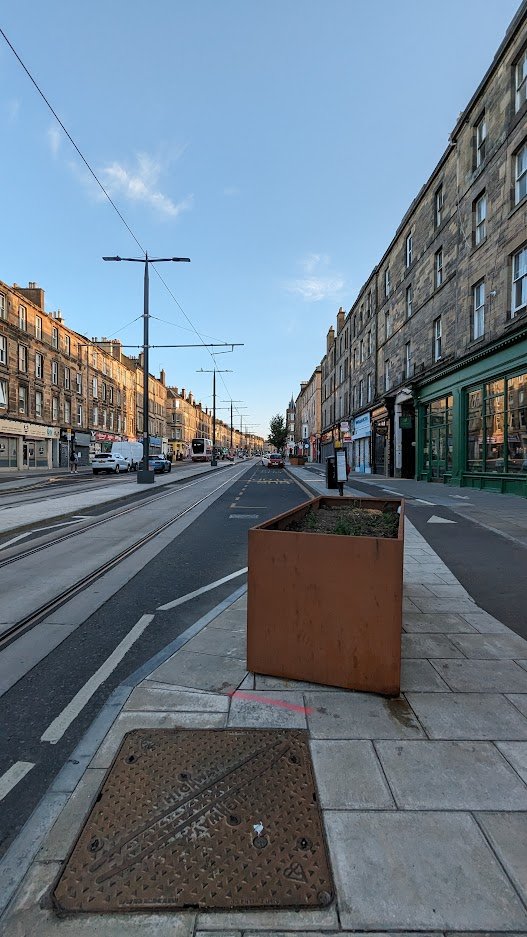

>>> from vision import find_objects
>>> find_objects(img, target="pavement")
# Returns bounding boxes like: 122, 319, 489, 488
1, 467, 527, 934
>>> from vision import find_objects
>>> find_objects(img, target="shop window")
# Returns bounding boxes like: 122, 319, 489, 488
466, 374, 527, 474
422, 394, 453, 478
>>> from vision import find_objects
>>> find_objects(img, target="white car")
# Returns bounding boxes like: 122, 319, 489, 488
261, 454, 271, 467
92, 452, 130, 475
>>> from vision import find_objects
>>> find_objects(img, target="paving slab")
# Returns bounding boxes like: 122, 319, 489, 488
324, 810, 527, 930
409, 598, 478, 614
457, 612, 511, 634
401, 659, 451, 692
37, 769, 106, 861
476, 812, 527, 904
305, 692, 426, 739
497, 741, 527, 782
195, 907, 339, 931
507, 693, 527, 717
310, 740, 395, 808
90, 710, 227, 769
227, 690, 308, 728
431, 659, 527, 693
406, 692, 527, 740
123, 686, 230, 712
148, 649, 248, 693
375, 740, 527, 809
254, 675, 346, 693
449, 632, 527, 659
401, 633, 466, 659
183, 626, 247, 659
403, 613, 476, 633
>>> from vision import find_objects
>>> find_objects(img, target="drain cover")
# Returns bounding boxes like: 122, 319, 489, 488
53, 728, 333, 913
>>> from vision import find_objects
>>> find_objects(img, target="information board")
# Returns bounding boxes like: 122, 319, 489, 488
335, 448, 347, 482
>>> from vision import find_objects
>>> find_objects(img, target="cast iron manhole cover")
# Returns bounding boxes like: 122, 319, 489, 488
53, 728, 333, 913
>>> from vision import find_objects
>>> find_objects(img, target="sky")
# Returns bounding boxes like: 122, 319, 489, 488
0, 0, 522, 439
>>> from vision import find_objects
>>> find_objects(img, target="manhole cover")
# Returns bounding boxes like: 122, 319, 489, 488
53, 728, 333, 913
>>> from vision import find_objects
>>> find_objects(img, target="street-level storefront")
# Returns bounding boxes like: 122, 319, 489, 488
416, 330, 527, 497
320, 430, 335, 464
351, 413, 371, 473
90, 431, 124, 461
0, 418, 59, 471
371, 406, 391, 476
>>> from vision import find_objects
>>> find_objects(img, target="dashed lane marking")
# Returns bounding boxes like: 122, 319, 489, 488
157, 568, 248, 612
0, 761, 35, 801
427, 515, 457, 524
229, 514, 259, 519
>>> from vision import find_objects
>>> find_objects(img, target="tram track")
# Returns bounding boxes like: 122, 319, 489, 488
0, 466, 248, 651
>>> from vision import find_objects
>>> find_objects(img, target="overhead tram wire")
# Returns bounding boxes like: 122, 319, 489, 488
0, 26, 244, 406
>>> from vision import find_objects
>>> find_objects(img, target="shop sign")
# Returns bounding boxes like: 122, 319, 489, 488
92, 432, 122, 442
399, 414, 413, 429
353, 413, 371, 439
340, 421, 349, 432
0, 418, 59, 439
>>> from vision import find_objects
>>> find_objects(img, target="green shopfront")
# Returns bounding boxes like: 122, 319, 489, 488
415, 331, 527, 498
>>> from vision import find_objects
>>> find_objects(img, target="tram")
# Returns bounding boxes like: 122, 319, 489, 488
190, 437, 213, 462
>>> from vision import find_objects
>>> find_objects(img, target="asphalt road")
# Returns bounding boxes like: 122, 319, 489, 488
303, 467, 527, 640
0, 462, 307, 858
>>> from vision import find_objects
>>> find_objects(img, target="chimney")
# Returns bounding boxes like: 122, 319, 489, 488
181, 387, 186, 399
336, 306, 345, 333
15, 282, 45, 310
326, 325, 335, 353
159, 369, 166, 386
188, 392, 194, 405
111, 340, 122, 362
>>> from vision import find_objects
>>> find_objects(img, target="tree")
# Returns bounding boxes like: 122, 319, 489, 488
268, 413, 287, 451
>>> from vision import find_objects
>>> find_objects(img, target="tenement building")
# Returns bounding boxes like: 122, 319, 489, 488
316, 3, 527, 496
295, 366, 322, 461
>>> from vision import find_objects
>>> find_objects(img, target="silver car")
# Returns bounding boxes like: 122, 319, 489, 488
92, 453, 130, 475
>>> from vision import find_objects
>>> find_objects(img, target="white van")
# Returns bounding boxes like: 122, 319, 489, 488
111, 441, 144, 471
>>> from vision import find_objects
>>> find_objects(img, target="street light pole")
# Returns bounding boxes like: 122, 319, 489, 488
220, 399, 243, 449
103, 253, 190, 483
197, 369, 232, 466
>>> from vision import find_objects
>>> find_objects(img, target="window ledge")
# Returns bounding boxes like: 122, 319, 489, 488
466, 335, 486, 349
508, 196, 527, 221
505, 308, 527, 328
470, 237, 487, 255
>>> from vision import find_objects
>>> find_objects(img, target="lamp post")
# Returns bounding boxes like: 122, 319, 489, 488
197, 369, 232, 466
103, 253, 190, 483
221, 399, 244, 449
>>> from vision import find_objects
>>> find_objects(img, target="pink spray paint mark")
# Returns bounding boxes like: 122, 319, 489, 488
229, 689, 313, 715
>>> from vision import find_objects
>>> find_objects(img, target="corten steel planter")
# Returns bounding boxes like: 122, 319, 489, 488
247, 496, 404, 696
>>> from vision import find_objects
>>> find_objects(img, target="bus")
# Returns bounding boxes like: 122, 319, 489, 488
190, 437, 213, 462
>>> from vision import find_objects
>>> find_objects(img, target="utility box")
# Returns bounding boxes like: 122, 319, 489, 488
326, 456, 338, 489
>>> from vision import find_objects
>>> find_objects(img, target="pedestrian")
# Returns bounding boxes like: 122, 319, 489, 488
74, 451, 79, 473
69, 450, 76, 473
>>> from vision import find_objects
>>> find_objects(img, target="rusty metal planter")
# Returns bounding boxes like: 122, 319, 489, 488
247, 496, 404, 696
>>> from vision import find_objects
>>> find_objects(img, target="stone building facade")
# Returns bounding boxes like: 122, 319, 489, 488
295, 366, 322, 461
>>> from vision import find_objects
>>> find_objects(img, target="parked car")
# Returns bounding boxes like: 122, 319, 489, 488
261, 454, 270, 467
111, 441, 144, 471
92, 452, 130, 475
268, 453, 284, 468
148, 455, 172, 474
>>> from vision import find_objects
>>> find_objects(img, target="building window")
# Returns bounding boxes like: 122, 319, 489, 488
35, 352, 43, 379
384, 267, 391, 298
19, 384, 28, 414
64, 367, 70, 390
475, 192, 487, 244
0, 293, 5, 321
0, 379, 7, 408
76, 372, 82, 394
360, 339, 364, 363
435, 185, 443, 227
473, 281, 485, 339
367, 372, 372, 402
18, 305, 27, 331
109, 410, 114, 431
385, 310, 391, 339
91, 350, 97, 369
35, 390, 43, 418
18, 344, 28, 372
92, 377, 98, 398
102, 383, 107, 402
405, 284, 413, 319
359, 379, 364, 407
77, 404, 83, 426
109, 385, 113, 404
0, 335, 6, 365
52, 326, 58, 349
433, 316, 442, 361
102, 409, 107, 430
475, 113, 487, 168
516, 48, 527, 112
64, 399, 71, 424
435, 248, 443, 288
35, 316, 42, 340
52, 396, 59, 421
405, 341, 412, 378
384, 360, 390, 391
405, 233, 413, 267
423, 394, 453, 478
92, 405, 98, 426
515, 142, 527, 205
52, 361, 58, 384
512, 245, 527, 315
367, 291, 372, 317
64, 334, 70, 355
367, 330, 372, 356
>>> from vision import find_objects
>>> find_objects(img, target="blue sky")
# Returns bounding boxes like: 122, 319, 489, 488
0, 0, 521, 438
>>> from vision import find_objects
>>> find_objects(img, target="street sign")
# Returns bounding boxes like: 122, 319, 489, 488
335, 448, 347, 482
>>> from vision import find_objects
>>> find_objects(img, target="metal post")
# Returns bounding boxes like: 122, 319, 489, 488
230, 401, 233, 448
137, 254, 154, 483
211, 370, 217, 466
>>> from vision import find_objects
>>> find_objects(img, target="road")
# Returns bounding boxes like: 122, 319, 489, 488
0, 460, 308, 857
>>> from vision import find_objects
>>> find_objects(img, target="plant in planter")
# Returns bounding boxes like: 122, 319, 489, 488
247, 496, 404, 695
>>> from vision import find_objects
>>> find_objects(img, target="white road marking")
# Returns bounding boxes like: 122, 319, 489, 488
382, 488, 406, 496
414, 499, 435, 505
157, 568, 248, 612
41, 614, 154, 744
0, 518, 83, 551
0, 761, 34, 800
427, 515, 456, 524
229, 514, 259, 519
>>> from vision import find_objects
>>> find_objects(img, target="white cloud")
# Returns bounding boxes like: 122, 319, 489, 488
285, 254, 345, 302
99, 153, 192, 218
47, 126, 61, 156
